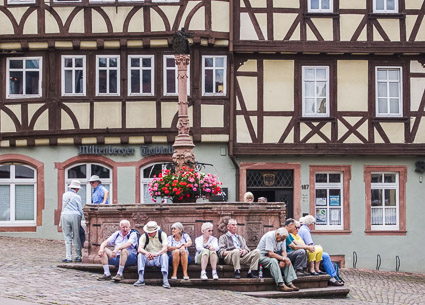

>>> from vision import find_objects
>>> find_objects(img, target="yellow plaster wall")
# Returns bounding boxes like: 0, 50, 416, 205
289, 24, 301, 40
238, 60, 257, 72
249, 0, 267, 7
410, 60, 425, 73
68, 10, 85, 33
32, 111, 48, 131
413, 120, 425, 143
8, 8, 28, 25
263, 116, 293, 143
103, 7, 132, 33
151, 8, 167, 32
1, 105, 21, 133
128, 9, 144, 32
310, 18, 333, 41
61, 109, 74, 130
180, 2, 204, 31
126, 101, 156, 128
94, 102, 121, 129
201, 105, 224, 128
0, 12, 14, 35
338, 117, 368, 143
407, 15, 425, 41
255, 13, 268, 40
373, 27, 385, 42
340, 15, 366, 41
161, 6, 179, 29
28, 104, 45, 130
410, 78, 425, 111
337, 60, 368, 111
201, 134, 229, 142
64, 103, 90, 129
405, 0, 423, 9
45, 11, 60, 34
273, 14, 298, 40
92, 9, 109, 33
212, 1, 229, 32
273, 0, 299, 8
22, 11, 37, 35
339, 0, 366, 9
237, 76, 258, 111
380, 123, 405, 143
264, 60, 294, 111
161, 103, 178, 128
240, 13, 259, 40
306, 25, 317, 41
377, 19, 400, 41
301, 122, 331, 143
236, 115, 256, 143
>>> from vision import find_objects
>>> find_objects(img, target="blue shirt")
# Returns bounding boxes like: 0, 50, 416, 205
285, 233, 295, 253
92, 185, 109, 204
227, 232, 241, 249
298, 224, 314, 245
107, 230, 138, 255
61, 190, 83, 216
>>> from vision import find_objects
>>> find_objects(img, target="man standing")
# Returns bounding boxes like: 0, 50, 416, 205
89, 175, 109, 204
284, 218, 309, 276
61, 180, 83, 263
97, 219, 138, 282
134, 221, 170, 289
218, 218, 261, 278
257, 228, 299, 292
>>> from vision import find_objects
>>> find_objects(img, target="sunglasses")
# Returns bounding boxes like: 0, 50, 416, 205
89, 182, 95, 184
207, 230, 213, 232
295, 226, 300, 229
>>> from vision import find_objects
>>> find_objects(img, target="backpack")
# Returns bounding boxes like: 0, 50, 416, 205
113, 229, 141, 251
143, 229, 163, 249
333, 262, 345, 283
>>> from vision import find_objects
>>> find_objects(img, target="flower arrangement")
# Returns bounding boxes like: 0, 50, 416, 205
148, 166, 222, 202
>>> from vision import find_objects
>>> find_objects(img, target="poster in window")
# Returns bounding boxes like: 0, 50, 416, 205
329, 195, 340, 206
330, 208, 341, 225
316, 197, 327, 206
315, 208, 327, 225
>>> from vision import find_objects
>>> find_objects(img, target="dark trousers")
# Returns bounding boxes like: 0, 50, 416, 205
287, 249, 307, 271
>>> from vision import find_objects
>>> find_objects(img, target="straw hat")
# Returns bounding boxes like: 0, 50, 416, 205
143, 221, 161, 233
89, 175, 101, 182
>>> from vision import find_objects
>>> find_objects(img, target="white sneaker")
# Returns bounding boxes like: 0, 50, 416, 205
201, 272, 208, 280
212, 272, 219, 280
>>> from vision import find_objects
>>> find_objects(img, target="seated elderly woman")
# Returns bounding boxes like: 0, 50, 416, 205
298, 215, 343, 286
194, 222, 219, 280
243, 192, 254, 203
167, 222, 192, 280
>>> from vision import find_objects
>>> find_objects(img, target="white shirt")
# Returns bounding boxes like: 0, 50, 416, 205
195, 235, 219, 256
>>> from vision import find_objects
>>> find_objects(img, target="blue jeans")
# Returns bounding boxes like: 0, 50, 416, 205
108, 252, 137, 267
322, 252, 336, 277
137, 253, 169, 273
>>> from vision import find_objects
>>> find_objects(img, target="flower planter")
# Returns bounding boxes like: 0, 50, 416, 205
172, 196, 197, 203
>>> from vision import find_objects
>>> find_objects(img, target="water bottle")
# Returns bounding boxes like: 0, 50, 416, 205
258, 265, 263, 278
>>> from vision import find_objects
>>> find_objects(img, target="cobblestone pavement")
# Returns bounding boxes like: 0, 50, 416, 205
0, 236, 424, 305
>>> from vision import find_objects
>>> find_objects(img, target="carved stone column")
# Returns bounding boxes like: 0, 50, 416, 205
172, 54, 195, 174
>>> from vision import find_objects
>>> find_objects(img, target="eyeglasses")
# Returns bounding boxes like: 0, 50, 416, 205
89, 182, 95, 184
207, 230, 213, 232
295, 226, 300, 229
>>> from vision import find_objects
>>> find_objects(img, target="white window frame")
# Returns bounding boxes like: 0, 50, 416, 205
302, 66, 330, 117
128, 55, 154, 96
7, 0, 35, 4
65, 163, 112, 206
370, 172, 399, 230
53, 0, 82, 2
314, 172, 343, 230
140, 163, 171, 204
375, 66, 403, 117
61, 55, 86, 96
6, 57, 42, 99
373, 0, 398, 13
163, 55, 190, 96
152, 0, 179, 3
308, 0, 333, 13
96, 55, 120, 96
0, 164, 37, 226
202, 55, 227, 96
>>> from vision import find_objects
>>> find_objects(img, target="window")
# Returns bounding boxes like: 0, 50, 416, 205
163, 55, 190, 96
7, 0, 35, 4
0, 164, 37, 225
308, 0, 333, 13
62, 56, 86, 96
7, 57, 42, 99
141, 163, 171, 204
373, 0, 398, 13
54, 0, 81, 2
370, 173, 399, 230
66, 163, 112, 205
128, 55, 154, 96
302, 66, 329, 117
313, 173, 343, 230
375, 67, 402, 117
96, 55, 120, 96
202, 56, 226, 96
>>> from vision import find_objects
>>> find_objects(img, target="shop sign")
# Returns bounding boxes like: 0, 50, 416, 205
78, 145, 135, 156
140, 145, 174, 156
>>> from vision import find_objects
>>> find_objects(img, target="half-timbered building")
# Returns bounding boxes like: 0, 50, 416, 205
1, 0, 425, 273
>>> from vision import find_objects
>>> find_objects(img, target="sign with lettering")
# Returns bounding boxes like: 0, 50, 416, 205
78, 145, 135, 156
140, 145, 174, 156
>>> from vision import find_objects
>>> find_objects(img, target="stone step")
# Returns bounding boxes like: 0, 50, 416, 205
58, 263, 331, 290
242, 286, 350, 299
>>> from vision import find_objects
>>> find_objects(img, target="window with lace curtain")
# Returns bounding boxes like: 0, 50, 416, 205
0, 164, 37, 225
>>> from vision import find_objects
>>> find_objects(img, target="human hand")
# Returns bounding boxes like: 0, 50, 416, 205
112, 249, 118, 258
308, 246, 315, 253
147, 252, 155, 260
98, 249, 104, 257
284, 257, 291, 266
279, 261, 286, 268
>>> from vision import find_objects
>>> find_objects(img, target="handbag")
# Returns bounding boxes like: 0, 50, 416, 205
79, 224, 86, 246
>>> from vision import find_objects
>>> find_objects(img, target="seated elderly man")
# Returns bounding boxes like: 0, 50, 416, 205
298, 215, 343, 286
218, 218, 261, 278
134, 221, 170, 289
284, 218, 309, 276
97, 219, 138, 282
257, 228, 299, 292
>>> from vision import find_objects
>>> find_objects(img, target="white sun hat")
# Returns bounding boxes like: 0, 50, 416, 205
68, 180, 81, 189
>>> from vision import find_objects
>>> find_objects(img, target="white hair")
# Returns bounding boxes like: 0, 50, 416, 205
275, 227, 288, 237
303, 215, 316, 225
227, 218, 237, 225
294, 220, 300, 227
171, 222, 184, 231
201, 222, 213, 232
243, 192, 254, 201
299, 217, 306, 225
120, 219, 130, 227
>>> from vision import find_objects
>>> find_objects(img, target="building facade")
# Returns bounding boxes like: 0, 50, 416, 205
1, 0, 425, 273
